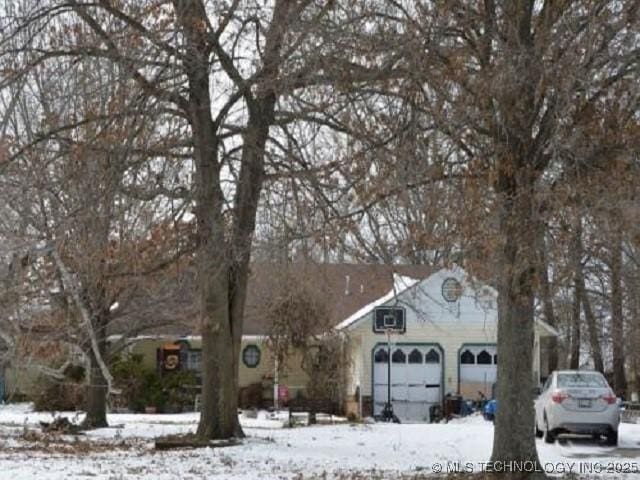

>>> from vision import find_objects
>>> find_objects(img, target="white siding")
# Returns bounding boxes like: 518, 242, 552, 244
344, 267, 545, 399
350, 321, 497, 397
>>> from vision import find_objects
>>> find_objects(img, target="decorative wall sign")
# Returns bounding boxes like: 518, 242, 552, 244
164, 353, 179, 370
441, 277, 462, 302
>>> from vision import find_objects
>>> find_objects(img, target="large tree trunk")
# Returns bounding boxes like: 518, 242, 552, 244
490, 1, 544, 470
580, 288, 604, 372
571, 215, 604, 372
176, 0, 284, 440
83, 352, 108, 429
491, 166, 541, 470
538, 232, 558, 373
570, 279, 581, 370
629, 270, 640, 400
82, 313, 109, 429
569, 218, 582, 369
190, 103, 240, 440
610, 232, 627, 397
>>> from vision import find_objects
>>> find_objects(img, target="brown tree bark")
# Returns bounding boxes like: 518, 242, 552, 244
570, 277, 581, 370
489, 3, 545, 471
80, 303, 110, 429
579, 287, 604, 373
571, 215, 604, 372
538, 233, 558, 373
173, 0, 285, 440
569, 217, 582, 369
83, 349, 108, 429
610, 232, 627, 397
491, 166, 542, 470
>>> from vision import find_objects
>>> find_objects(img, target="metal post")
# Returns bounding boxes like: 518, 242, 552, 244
383, 329, 394, 422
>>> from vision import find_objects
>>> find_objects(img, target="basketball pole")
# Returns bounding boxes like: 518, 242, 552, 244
383, 328, 394, 422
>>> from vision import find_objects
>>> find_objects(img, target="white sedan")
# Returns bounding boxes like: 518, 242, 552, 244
535, 370, 620, 445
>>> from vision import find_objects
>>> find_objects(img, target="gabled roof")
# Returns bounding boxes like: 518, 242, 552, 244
334, 274, 421, 330
244, 263, 433, 335
329, 266, 560, 337
111, 263, 434, 337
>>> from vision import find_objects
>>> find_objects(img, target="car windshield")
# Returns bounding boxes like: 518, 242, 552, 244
557, 373, 607, 388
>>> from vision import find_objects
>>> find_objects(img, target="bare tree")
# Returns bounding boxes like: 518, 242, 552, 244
361, 0, 640, 468
0, 41, 189, 427
1, 0, 406, 440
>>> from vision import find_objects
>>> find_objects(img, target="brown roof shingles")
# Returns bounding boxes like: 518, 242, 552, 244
112, 263, 434, 337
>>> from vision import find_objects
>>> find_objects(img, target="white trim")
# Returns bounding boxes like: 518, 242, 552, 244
107, 334, 269, 343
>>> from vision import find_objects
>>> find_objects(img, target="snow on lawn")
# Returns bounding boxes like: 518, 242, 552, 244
1, 403, 640, 479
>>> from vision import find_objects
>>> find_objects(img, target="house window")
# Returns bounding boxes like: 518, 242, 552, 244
493, 354, 498, 365
374, 349, 389, 363
460, 350, 475, 364
392, 349, 406, 363
408, 349, 423, 364
186, 350, 202, 372
477, 350, 492, 364
425, 349, 440, 363
242, 345, 261, 368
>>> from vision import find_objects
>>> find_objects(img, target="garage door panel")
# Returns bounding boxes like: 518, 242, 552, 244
407, 365, 423, 384
459, 345, 497, 399
374, 363, 388, 383
373, 345, 442, 422
407, 384, 427, 402
391, 384, 408, 401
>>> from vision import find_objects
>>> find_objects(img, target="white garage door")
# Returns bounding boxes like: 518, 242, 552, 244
373, 345, 442, 423
459, 345, 497, 399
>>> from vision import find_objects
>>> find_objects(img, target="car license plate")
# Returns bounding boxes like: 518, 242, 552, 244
578, 399, 592, 408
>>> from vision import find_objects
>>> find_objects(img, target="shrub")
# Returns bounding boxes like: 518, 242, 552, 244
111, 354, 148, 412
163, 370, 199, 412
239, 382, 264, 409
111, 354, 199, 413
33, 379, 85, 412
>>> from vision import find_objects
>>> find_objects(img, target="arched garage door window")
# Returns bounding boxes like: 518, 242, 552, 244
408, 349, 423, 364
477, 350, 492, 364
374, 349, 389, 363
460, 349, 475, 364
425, 349, 440, 363
392, 349, 406, 363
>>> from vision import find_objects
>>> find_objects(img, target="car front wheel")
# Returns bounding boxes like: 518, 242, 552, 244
535, 419, 543, 438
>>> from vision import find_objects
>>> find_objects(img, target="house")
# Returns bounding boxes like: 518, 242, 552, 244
338, 267, 557, 421
113, 263, 557, 422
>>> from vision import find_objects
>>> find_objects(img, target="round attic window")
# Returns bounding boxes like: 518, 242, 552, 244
242, 345, 261, 368
442, 277, 462, 302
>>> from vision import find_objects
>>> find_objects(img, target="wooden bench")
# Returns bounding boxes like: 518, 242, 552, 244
288, 399, 339, 427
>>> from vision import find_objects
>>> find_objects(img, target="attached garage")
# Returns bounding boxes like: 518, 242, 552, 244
459, 344, 497, 399
372, 344, 443, 422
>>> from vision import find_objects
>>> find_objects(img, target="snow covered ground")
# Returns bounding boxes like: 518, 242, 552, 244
1, 403, 639, 479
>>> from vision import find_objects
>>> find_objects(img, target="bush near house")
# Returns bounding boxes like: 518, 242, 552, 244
111, 354, 198, 413
33, 365, 86, 412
